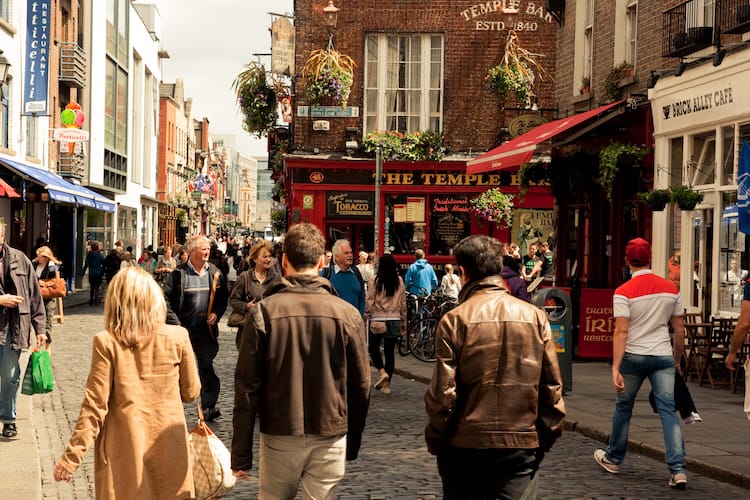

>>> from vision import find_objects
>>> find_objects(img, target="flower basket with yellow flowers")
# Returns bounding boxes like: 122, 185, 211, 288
303, 49, 356, 107
470, 188, 514, 227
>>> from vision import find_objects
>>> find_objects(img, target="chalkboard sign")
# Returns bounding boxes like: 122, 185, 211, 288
429, 196, 471, 255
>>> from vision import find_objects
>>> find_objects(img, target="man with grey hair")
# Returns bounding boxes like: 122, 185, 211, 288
165, 235, 228, 421
0, 221, 47, 437
321, 239, 365, 316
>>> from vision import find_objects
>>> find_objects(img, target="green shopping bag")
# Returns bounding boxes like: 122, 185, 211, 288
21, 349, 54, 395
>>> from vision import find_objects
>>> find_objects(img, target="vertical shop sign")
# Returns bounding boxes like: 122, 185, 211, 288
24, 0, 50, 114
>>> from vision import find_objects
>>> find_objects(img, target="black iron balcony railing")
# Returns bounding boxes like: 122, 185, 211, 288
59, 42, 86, 89
720, 0, 750, 34
662, 0, 715, 58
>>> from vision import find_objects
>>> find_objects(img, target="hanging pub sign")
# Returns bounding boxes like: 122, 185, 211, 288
326, 191, 374, 219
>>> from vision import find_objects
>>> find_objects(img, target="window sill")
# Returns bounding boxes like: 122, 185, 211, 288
572, 93, 592, 104
617, 75, 636, 88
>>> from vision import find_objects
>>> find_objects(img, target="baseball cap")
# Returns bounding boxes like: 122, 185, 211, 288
625, 238, 651, 266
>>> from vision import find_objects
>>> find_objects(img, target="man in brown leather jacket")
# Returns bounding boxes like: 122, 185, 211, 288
231, 223, 370, 498
425, 235, 566, 499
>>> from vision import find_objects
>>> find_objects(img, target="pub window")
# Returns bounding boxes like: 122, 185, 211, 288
719, 191, 744, 315
364, 33, 444, 135
385, 194, 426, 255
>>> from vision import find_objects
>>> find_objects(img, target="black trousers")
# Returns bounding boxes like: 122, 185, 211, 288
437, 447, 542, 500
190, 330, 220, 410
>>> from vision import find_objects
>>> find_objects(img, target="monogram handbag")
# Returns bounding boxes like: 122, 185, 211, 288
189, 405, 236, 499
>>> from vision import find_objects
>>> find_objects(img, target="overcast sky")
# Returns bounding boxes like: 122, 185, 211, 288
158, 0, 293, 158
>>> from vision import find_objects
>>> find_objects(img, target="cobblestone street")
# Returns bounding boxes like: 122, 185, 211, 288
32, 306, 750, 499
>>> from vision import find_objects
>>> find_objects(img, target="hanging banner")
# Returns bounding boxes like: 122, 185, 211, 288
23, 0, 50, 115
737, 140, 750, 235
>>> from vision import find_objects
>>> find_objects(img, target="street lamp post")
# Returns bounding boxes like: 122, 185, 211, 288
323, 0, 339, 50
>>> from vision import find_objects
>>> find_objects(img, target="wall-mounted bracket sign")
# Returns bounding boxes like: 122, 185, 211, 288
297, 106, 360, 118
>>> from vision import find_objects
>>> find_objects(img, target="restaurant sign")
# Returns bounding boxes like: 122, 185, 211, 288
326, 191, 374, 219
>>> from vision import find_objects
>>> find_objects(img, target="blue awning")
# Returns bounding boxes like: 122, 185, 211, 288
0, 157, 116, 212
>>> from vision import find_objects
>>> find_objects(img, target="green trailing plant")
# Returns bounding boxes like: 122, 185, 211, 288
638, 189, 672, 211
270, 206, 287, 234
469, 188, 514, 227
362, 130, 445, 161
601, 61, 634, 102
598, 142, 649, 200
670, 185, 704, 210
517, 161, 550, 197
303, 49, 356, 107
485, 30, 545, 108
233, 62, 279, 137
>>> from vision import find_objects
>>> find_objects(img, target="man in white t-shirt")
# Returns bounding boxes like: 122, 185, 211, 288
594, 238, 688, 490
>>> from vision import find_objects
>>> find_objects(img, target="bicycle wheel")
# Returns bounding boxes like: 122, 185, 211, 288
409, 318, 438, 362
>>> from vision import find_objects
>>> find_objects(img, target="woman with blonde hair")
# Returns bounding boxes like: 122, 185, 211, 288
34, 245, 61, 345
53, 266, 201, 499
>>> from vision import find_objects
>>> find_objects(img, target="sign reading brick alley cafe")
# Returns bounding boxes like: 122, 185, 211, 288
326, 192, 374, 219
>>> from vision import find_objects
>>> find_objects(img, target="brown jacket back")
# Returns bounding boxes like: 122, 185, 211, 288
232, 274, 370, 471
425, 275, 566, 454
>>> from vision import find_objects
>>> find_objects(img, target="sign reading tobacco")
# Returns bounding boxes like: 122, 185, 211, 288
326, 192, 374, 219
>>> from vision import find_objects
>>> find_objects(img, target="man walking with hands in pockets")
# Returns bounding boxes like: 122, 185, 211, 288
594, 237, 688, 489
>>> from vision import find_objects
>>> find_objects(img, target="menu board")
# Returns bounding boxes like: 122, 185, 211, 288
430, 196, 471, 255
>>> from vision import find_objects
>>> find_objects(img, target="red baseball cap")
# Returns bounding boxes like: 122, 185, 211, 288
625, 238, 651, 266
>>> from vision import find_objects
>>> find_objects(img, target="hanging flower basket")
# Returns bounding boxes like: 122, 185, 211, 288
232, 62, 278, 137
470, 188, 514, 227
303, 49, 356, 107
598, 142, 650, 200
638, 189, 672, 211
485, 30, 545, 108
362, 130, 445, 161
671, 185, 704, 210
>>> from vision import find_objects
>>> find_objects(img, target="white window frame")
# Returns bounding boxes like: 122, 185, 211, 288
363, 33, 444, 134
625, 0, 638, 66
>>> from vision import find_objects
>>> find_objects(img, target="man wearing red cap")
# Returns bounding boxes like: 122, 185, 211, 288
594, 238, 688, 489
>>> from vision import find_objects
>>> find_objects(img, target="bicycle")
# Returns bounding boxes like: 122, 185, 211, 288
405, 291, 458, 362
399, 288, 429, 356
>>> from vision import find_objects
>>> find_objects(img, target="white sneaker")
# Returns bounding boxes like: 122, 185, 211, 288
683, 411, 702, 424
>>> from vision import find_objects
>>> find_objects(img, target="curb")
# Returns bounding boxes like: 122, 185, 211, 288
396, 364, 750, 491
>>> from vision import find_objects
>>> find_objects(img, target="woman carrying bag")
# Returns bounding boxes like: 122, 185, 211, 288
229, 241, 279, 349
366, 253, 407, 395
34, 246, 61, 346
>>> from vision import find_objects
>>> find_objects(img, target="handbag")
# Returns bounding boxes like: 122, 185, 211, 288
370, 321, 387, 334
227, 272, 252, 328
744, 358, 750, 421
39, 278, 67, 300
189, 405, 236, 500
21, 349, 55, 395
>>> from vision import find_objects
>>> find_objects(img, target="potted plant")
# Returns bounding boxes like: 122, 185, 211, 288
601, 61, 634, 102
639, 189, 672, 211
232, 62, 279, 137
671, 185, 704, 210
302, 48, 356, 107
485, 30, 544, 108
362, 130, 445, 161
580, 76, 591, 95
598, 142, 649, 200
470, 188, 514, 227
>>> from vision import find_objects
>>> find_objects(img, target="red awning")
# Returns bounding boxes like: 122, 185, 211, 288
466, 101, 625, 174
0, 178, 20, 198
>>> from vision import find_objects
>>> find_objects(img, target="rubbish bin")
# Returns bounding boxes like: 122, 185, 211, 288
532, 288, 573, 393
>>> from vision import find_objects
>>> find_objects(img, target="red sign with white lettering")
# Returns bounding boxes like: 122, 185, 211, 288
578, 288, 615, 359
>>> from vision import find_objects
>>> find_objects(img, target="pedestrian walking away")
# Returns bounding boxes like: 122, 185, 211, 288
0, 220, 47, 439
366, 253, 407, 396
164, 235, 228, 422
232, 223, 370, 499
81, 241, 105, 306
53, 266, 201, 498
425, 235, 566, 500
594, 237, 688, 490
405, 249, 438, 296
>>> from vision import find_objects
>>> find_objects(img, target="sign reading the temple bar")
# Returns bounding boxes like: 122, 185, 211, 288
326, 192, 374, 219
459, 1, 556, 31
297, 106, 360, 118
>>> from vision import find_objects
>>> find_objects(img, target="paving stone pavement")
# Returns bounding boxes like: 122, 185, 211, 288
28, 304, 750, 499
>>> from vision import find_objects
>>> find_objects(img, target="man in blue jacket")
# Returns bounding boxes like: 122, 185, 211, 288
405, 249, 438, 296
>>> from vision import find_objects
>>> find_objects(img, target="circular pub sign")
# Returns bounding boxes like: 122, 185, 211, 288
508, 114, 547, 138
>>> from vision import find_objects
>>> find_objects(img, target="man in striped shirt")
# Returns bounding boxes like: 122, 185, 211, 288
594, 238, 688, 490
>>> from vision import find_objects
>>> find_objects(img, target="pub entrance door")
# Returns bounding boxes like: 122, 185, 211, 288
326, 222, 375, 255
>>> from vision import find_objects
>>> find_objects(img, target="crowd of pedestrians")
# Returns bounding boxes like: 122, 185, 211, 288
4, 226, 733, 498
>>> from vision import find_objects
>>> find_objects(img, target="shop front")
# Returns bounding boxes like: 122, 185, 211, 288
284, 156, 555, 271
649, 49, 750, 319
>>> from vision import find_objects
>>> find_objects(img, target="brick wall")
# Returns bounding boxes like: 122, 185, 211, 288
293, 0, 558, 154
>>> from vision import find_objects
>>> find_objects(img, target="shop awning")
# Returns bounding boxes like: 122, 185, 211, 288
466, 100, 625, 174
0, 178, 20, 198
0, 157, 116, 212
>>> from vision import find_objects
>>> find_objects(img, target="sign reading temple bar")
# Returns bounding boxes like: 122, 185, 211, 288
326, 192, 374, 219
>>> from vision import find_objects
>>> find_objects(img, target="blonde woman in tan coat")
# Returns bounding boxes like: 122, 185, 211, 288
365, 253, 407, 395
53, 266, 201, 499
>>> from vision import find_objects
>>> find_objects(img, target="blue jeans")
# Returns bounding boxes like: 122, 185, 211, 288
606, 353, 686, 474
0, 343, 22, 423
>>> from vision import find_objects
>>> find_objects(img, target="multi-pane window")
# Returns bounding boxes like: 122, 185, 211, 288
0, 82, 8, 149
25, 116, 38, 158
583, 0, 594, 82
105, 0, 128, 155
625, 1, 638, 66
364, 34, 443, 134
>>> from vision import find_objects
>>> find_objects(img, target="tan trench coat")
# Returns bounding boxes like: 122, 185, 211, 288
59, 325, 201, 499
